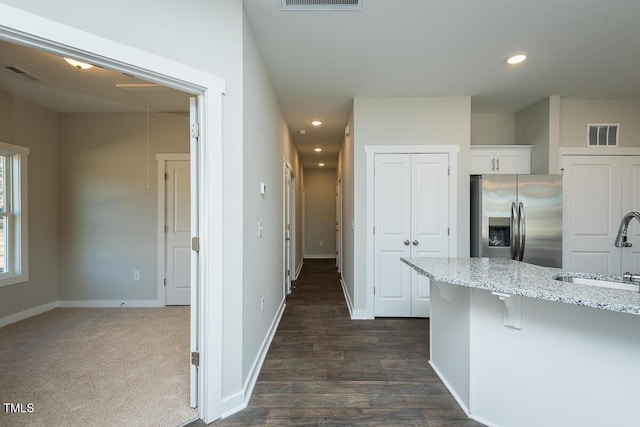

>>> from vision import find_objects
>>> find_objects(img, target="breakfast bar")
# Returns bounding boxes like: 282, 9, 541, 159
402, 257, 640, 427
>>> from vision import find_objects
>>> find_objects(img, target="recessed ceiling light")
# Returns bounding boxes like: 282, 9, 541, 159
310, 120, 323, 126
298, 130, 306, 135
318, 163, 325, 167
314, 148, 322, 152
505, 53, 527, 65
64, 57, 93, 70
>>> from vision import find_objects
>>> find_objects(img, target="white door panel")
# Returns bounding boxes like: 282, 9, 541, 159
166, 160, 191, 305
375, 153, 450, 317
374, 154, 412, 316
562, 156, 621, 274
622, 157, 640, 274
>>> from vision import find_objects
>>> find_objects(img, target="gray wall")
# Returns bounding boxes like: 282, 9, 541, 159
471, 113, 515, 146
516, 98, 551, 174
0, 91, 59, 319
58, 112, 188, 301
304, 168, 337, 257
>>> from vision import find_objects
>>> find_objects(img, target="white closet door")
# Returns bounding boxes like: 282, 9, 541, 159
622, 156, 640, 274
374, 154, 412, 317
410, 153, 449, 317
562, 155, 622, 274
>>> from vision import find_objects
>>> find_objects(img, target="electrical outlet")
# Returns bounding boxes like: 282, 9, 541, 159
133, 271, 141, 281
260, 297, 265, 314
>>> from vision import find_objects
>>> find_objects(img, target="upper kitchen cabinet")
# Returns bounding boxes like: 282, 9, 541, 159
470, 145, 532, 174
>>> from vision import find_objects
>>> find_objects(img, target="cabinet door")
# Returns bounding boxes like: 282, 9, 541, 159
410, 153, 450, 317
374, 154, 412, 317
562, 156, 622, 274
494, 148, 531, 174
622, 156, 640, 274
470, 148, 496, 174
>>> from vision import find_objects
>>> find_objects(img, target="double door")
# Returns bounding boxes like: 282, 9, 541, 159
562, 155, 640, 274
374, 153, 450, 317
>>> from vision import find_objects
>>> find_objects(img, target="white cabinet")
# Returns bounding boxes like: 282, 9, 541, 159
373, 153, 450, 317
562, 155, 640, 275
470, 145, 532, 174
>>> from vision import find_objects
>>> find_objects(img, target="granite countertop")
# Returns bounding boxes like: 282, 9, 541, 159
401, 257, 640, 316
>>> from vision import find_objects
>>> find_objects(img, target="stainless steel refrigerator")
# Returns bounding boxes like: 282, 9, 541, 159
470, 174, 562, 268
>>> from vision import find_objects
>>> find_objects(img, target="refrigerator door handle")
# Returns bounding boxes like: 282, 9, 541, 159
510, 202, 519, 260
518, 202, 526, 261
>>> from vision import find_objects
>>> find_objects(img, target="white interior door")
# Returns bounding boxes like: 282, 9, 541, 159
188, 96, 200, 409
374, 154, 412, 317
165, 159, 192, 306
284, 165, 292, 294
562, 155, 622, 274
410, 154, 449, 317
336, 177, 343, 273
622, 156, 640, 273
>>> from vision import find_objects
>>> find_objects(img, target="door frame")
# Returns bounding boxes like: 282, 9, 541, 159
156, 153, 190, 307
365, 145, 459, 319
0, 8, 225, 423
336, 177, 343, 273
283, 161, 296, 295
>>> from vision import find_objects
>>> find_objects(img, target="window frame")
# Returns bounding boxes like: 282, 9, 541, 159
0, 141, 29, 288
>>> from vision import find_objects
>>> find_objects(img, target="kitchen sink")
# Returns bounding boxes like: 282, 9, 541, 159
554, 275, 640, 292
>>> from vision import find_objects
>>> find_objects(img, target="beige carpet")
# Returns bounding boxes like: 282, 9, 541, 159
0, 307, 198, 427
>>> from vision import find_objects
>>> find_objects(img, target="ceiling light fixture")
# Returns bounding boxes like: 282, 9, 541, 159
310, 120, 323, 126
298, 130, 307, 135
318, 163, 325, 167
505, 53, 527, 65
64, 57, 93, 70
314, 148, 322, 152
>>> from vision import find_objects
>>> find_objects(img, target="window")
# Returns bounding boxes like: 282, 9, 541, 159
0, 141, 29, 287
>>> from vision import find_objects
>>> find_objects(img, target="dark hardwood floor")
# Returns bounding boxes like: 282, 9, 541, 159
190, 259, 484, 426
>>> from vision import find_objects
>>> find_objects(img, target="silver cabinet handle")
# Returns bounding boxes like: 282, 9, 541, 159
404, 240, 410, 245
491, 158, 495, 171
496, 158, 500, 171
412, 240, 419, 246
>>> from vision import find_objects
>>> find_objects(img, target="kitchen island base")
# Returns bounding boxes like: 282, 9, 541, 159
430, 280, 640, 427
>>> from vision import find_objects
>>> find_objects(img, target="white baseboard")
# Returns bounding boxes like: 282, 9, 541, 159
294, 260, 304, 280
0, 301, 58, 328
58, 299, 160, 308
221, 298, 286, 418
304, 254, 337, 259
339, 275, 372, 320
429, 360, 472, 417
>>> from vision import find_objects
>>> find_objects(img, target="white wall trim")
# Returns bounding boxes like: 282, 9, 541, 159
220, 300, 286, 418
156, 154, 190, 308
0, 7, 225, 422
58, 300, 159, 308
304, 254, 337, 259
365, 145, 459, 319
295, 260, 304, 280
559, 147, 640, 156
339, 275, 368, 319
0, 301, 58, 328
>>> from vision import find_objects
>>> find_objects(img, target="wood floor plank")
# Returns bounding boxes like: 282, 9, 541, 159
196, 259, 484, 426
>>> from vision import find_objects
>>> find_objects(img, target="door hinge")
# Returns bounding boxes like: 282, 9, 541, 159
191, 351, 200, 367
373, 226, 375, 235
192, 237, 200, 253
191, 122, 200, 139
448, 227, 450, 236
163, 278, 167, 287
374, 286, 376, 295
164, 172, 169, 180
448, 166, 450, 176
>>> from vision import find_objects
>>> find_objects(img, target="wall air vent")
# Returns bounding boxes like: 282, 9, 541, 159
587, 123, 619, 147
4, 65, 43, 82
281, 0, 363, 11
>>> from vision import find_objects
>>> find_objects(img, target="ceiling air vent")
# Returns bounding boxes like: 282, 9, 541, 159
587, 123, 619, 147
281, 0, 363, 11
4, 65, 43, 82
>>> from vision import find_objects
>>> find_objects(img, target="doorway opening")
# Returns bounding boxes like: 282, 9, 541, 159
0, 14, 225, 423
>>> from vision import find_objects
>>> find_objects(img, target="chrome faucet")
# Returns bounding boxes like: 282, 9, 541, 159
614, 211, 640, 247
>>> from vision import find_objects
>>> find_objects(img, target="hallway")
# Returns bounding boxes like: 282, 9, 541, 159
206, 258, 483, 426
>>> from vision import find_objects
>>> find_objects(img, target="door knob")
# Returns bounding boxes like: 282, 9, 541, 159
404, 240, 410, 245
412, 240, 419, 246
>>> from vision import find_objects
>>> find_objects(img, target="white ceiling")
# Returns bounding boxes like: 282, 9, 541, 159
244, 0, 640, 168
2, 1, 640, 170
